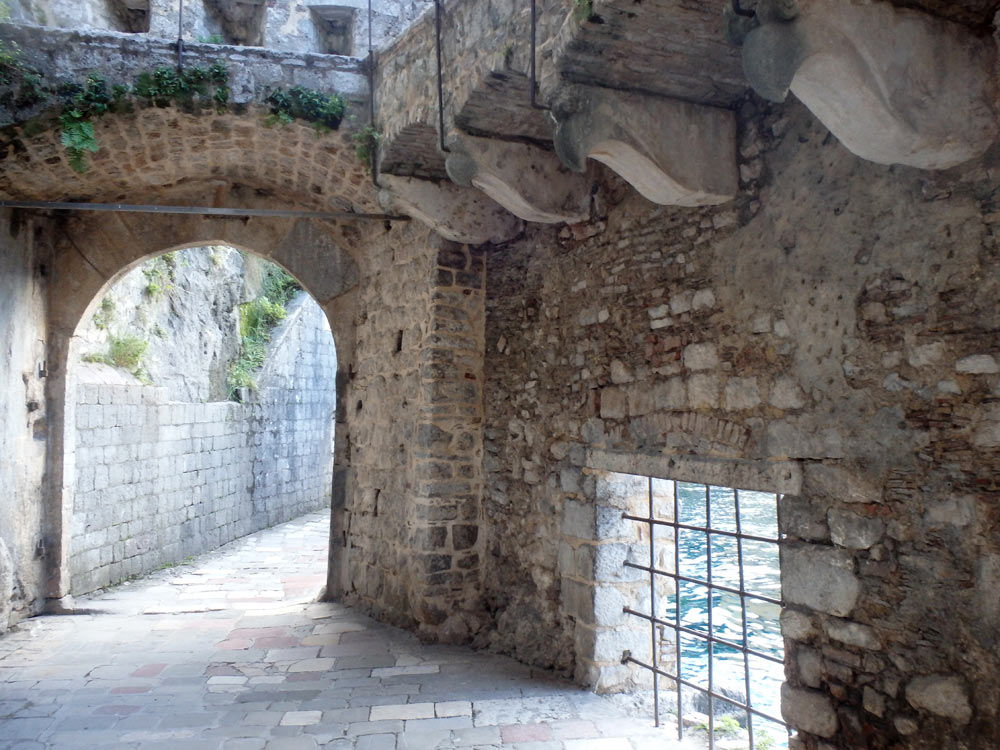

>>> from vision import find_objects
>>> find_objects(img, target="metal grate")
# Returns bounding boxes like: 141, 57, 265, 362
621, 477, 791, 750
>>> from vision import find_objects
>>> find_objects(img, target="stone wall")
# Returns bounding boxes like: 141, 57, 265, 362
248, 294, 337, 530
0, 209, 49, 633
340, 220, 485, 641
68, 292, 335, 595
481, 99, 1000, 748
375, 0, 565, 176
4, 0, 430, 54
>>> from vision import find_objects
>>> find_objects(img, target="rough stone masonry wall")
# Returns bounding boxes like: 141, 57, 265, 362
343, 220, 486, 642
69, 294, 335, 595
483, 98, 1000, 749
0, 209, 50, 633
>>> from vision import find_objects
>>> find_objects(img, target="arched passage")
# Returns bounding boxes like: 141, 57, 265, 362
44, 201, 363, 608
64, 244, 340, 593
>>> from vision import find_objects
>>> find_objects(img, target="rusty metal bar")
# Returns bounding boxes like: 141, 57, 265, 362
529, 0, 550, 111
367, 0, 381, 187
623, 514, 780, 546
648, 476, 659, 727
622, 654, 786, 727
433, 0, 450, 153
0, 200, 409, 221
623, 607, 784, 666
622, 480, 789, 748
177, 0, 185, 70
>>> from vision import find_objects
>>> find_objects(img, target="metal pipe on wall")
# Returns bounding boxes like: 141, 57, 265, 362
433, 0, 450, 153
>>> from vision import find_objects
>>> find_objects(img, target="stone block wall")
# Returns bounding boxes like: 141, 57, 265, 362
68, 294, 335, 595
342, 221, 485, 641
4, 0, 430, 55
70, 386, 252, 593
481, 99, 1000, 748
248, 294, 338, 531
0, 209, 50, 633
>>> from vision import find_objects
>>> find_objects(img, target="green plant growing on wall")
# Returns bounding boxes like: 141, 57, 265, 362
265, 85, 346, 131
352, 124, 380, 171
57, 72, 128, 172
197, 33, 226, 44
573, 0, 595, 22
0, 40, 48, 111
132, 63, 229, 109
142, 253, 176, 297
226, 264, 301, 400
92, 296, 115, 330
53, 64, 229, 172
84, 335, 149, 377
108, 335, 148, 371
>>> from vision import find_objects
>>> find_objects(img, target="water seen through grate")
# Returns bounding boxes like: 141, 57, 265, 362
621, 477, 793, 750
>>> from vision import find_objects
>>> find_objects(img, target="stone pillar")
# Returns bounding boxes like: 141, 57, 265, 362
322, 285, 358, 601
562, 470, 657, 692
325, 371, 353, 601
408, 235, 487, 643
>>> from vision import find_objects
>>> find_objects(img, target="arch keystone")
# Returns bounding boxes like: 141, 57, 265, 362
551, 85, 738, 207
733, 0, 997, 170
445, 134, 592, 225
377, 175, 522, 245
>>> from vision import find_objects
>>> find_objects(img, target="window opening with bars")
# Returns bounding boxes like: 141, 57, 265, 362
620, 476, 791, 750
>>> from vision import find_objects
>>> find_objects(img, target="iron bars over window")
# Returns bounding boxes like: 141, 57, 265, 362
621, 477, 791, 750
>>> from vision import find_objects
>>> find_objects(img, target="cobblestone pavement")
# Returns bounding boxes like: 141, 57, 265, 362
0, 511, 692, 749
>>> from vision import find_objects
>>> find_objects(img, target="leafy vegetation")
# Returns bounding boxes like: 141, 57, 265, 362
1, 46, 351, 174
83, 334, 148, 378
352, 124, 380, 171
132, 63, 229, 109
265, 85, 346, 131
56, 72, 129, 172
142, 252, 177, 297
0, 40, 48, 111
694, 715, 742, 738
93, 296, 115, 330
197, 33, 226, 44
227, 264, 302, 400
756, 729, 776, 750
0, 56, 231, 173
573, 0, 595, 21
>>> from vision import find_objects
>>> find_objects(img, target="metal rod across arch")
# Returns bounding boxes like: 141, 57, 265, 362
0, 201, 409, 222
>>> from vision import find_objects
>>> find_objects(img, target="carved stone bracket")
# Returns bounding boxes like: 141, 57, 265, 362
733, 0, 997, 170
377, 174, 522, 246
550, 85, 738, 206
445, 134, 592, 225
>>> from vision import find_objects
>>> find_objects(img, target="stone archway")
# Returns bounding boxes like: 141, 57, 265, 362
43, 194, 364, 608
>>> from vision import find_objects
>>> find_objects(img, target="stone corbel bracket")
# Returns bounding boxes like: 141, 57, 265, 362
377, 174, 523, 245
550, 85, 739, 207
445, 134, 592, 225
732, 0, 997, 170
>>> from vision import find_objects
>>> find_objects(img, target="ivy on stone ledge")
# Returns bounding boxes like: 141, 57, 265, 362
264, 85, 346, 131
0, 49, 352, 175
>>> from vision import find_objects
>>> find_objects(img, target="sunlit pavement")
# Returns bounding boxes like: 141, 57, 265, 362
0, 510, 688, 749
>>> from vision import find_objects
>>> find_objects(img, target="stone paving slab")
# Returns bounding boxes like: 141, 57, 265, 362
0, 511, 698, 750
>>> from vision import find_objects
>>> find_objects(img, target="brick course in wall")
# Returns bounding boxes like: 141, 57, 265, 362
482, 100, 1000, 748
